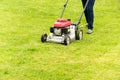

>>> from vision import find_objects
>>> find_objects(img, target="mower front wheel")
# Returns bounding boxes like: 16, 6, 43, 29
41, 34, 47, 42
64, 36, 70, 45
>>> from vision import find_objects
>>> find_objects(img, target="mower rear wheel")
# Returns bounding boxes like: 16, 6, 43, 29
76, 30, 83, 40
41, 34, 47, 42
64, 36, 70, 45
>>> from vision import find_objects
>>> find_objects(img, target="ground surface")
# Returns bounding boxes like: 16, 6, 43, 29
0, 0, 120, 80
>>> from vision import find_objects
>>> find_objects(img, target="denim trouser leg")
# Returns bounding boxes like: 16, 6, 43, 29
82, 0, 95, 30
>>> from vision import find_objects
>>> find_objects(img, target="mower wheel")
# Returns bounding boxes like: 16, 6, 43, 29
41, 34, 47, 42
64, 36, 70, 45
76, 30, 83, 40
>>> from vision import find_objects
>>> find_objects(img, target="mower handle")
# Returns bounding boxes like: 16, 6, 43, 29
60, 0, 89, 26
77, 0, 89, 26
60, 0, 69, 18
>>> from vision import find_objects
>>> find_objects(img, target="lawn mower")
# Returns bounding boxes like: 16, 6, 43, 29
41, 0, 89, 45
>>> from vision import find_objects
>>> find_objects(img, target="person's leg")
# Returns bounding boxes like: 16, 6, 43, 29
81, 0, 87, 7
82, 0, 95, 32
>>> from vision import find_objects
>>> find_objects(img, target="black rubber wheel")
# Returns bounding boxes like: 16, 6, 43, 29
76, 30, 83, 40
64, 36, 70, 45
41, 34, 47, 42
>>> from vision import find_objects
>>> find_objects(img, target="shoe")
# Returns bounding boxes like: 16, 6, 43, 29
87, 29, 92, 34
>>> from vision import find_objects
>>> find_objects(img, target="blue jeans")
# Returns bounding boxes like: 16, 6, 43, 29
82, 0, 95, 30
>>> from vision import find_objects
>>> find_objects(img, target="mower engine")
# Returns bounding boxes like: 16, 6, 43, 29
51, 19, 71, 36
41, 18, 83, 45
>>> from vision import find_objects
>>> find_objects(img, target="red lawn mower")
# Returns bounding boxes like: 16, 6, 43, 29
41, 0, 89, 45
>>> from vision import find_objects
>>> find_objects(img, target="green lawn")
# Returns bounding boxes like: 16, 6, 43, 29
0, 0, 120, 80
